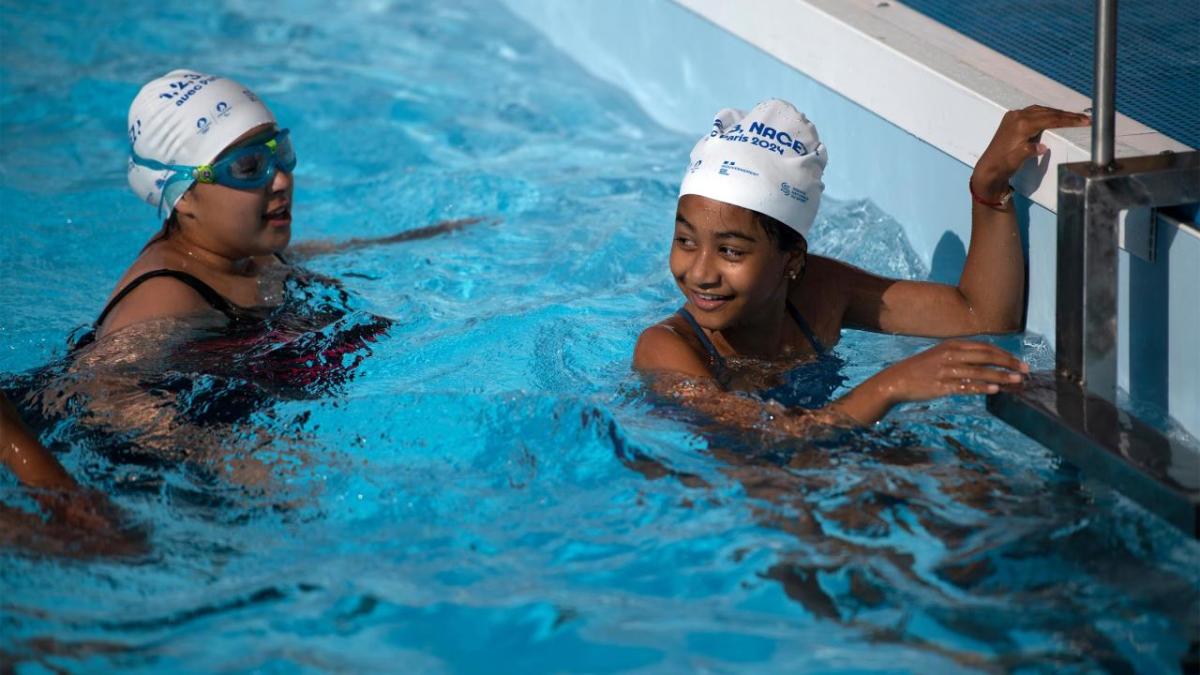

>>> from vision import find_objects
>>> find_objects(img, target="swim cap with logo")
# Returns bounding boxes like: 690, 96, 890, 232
678, 99, 828, 238
127, 69, 276, 217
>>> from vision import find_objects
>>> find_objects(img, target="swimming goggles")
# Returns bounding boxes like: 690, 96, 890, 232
131, 128, 297, 217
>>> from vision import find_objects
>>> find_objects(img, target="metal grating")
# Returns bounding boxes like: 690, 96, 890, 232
899, 0, 1200, 149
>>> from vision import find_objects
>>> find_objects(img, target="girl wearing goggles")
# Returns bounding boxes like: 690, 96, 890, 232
92, 71, 474, 344
130, 128, 297, 216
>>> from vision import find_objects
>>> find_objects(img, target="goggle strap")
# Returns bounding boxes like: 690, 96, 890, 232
130, 149, 192, 174
154, 172, 195, 219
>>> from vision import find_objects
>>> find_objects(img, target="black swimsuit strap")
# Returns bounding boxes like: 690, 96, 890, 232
785, 301, 826, 355
95, 269, 240, 329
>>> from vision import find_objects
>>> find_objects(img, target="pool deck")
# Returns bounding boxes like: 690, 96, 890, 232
899, 0, 1200, 151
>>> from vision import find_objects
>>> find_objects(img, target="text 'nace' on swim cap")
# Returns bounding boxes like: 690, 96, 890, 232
678, 99, 828, 238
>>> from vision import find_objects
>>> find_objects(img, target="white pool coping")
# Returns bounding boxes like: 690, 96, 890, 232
674, 0, 1192, 214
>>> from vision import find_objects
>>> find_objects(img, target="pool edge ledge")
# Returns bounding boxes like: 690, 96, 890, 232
673, 0, 1193, 215
989, 374, 1200, 539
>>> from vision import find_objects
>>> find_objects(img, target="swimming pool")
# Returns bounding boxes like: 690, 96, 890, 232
1, 1, 1198, 672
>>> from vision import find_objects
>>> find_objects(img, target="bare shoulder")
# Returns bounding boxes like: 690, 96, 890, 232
104, 239, 187, 292
806, 254, 875, 282
96, 274, 215, 339
805, 253, 886, 300
788, 254, 875, 342
633, 317, 713, 379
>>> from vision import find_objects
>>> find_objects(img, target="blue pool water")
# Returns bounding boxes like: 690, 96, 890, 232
2, 1, 1198, 672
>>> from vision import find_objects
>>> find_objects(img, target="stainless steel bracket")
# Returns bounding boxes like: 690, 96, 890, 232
990, 150, 1200, 537
1118, 208, 1155, 262
1055, 151, 1199, 400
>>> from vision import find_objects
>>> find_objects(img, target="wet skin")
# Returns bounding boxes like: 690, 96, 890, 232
634, 105, 1092, 427
97, 123, 295, 340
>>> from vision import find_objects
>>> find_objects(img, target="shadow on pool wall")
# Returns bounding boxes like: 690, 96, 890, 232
499, 0, 1200, 438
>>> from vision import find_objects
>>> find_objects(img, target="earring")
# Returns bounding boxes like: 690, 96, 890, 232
788, 269, 799, 280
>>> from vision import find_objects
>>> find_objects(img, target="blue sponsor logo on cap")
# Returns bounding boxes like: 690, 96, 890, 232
780, 182, 809, 202
719, 160, 759, 177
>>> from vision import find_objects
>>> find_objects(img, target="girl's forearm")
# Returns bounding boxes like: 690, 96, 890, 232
957, 174, 1025, 333
1, 395, 77, 492
825, 372, 897, 426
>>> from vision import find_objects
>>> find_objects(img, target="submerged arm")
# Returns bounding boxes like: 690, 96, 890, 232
634, 327, 1027, 428
1, 392, 146, 555
634, 326, 852, 434
1, 392, 77, 493
287, 217, 486, 261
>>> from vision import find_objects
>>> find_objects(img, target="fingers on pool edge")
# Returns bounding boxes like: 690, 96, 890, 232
943, 364, 1024, 384
945, 380, 1001, 396
946, 343, 1027, 370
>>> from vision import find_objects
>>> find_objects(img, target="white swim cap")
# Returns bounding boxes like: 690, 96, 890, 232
127, 69, 276, 217
678, 99, 828, 238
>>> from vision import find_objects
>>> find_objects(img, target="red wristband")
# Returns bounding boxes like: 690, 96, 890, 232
969, 177, 1013, 208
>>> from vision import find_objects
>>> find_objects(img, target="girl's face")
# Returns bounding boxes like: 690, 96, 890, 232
670, 194, 802, 331
173, 123, 293, 259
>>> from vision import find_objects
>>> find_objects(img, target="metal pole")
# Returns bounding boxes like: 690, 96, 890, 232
1092, 0, 1117, 169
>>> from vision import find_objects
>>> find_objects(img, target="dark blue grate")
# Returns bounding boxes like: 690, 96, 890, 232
899, 0, 1200, 148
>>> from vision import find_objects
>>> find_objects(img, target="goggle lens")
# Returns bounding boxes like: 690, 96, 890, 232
213, 129, 296, 188
229, 152, 269, 181
275, 135, 296, 172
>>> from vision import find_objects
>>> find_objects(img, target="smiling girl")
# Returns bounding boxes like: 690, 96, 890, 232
634, 99, 1089, 429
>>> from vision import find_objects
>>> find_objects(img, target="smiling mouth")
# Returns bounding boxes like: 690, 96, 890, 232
689, 290, 733, 310
264, 204, 290, 223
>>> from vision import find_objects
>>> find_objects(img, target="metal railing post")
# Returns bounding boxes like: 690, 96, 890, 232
1092, 0, 1117, 169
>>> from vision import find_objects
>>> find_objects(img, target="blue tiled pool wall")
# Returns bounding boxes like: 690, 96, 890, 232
901, 0, 1199, 149
500, 0, 1200, 436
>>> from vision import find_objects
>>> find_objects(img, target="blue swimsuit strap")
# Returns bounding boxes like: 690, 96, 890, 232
676, 301, 825, 372
785, 301, 826, 355
676, 307, 726, 374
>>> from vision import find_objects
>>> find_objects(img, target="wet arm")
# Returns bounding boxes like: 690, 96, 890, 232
833, 194, 1024, 338
287, 217, 485, 260
635, 329, 1026, 428
837, 106, 1090, 338
2, 392, 146, 554
1, 393, 77, 493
